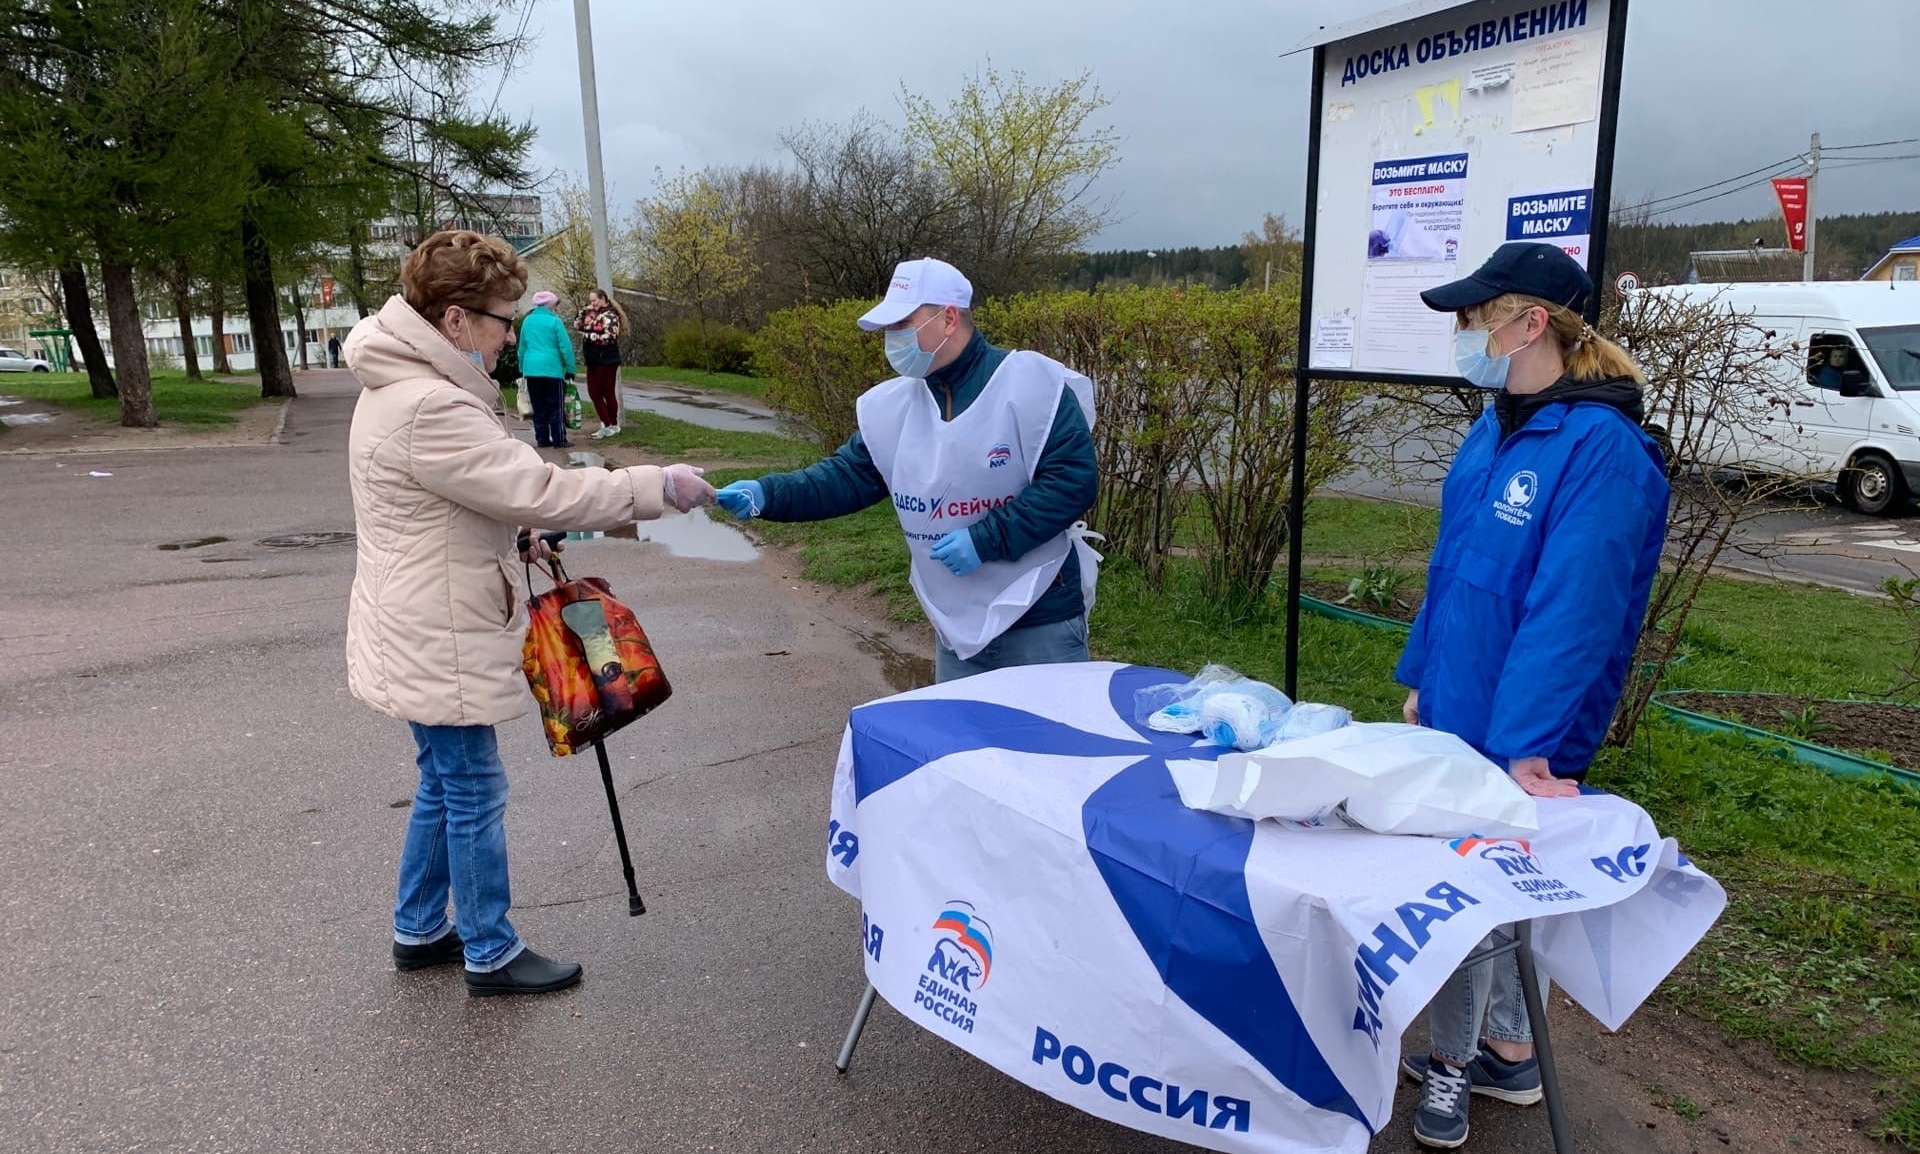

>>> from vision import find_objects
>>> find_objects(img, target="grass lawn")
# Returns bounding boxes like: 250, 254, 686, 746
622, 364, 771, 401
709, 483, 1920, 1144
604, 411, 806, 468
0, 371, 269, 426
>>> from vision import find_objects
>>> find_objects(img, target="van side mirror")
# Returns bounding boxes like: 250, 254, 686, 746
1839, 370, 1874, 397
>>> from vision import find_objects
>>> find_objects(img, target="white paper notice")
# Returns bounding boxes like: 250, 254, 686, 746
1356, 262, 1455, 375
1467, 62, 1515, 91
1310, 316, 1356, 369
1511, 31, 1602, 132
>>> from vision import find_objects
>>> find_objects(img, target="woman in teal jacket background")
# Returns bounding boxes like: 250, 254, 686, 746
517, 291, 576, 447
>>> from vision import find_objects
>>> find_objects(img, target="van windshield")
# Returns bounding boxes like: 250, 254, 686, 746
1860, 324, 1920, 390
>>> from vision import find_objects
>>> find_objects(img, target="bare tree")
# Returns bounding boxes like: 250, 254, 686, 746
771, 112, 963, 303
1608, 289, 1819, 744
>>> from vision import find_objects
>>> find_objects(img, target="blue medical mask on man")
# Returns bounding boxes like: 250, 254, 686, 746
885, 311, 949, 379
1453, 309, 1538, 390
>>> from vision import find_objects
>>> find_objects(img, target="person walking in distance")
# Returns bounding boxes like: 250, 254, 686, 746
517, 290, 576, 449
579, 289, 626, 439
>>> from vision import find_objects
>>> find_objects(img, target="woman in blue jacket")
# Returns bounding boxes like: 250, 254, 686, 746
517, 291, 577, 448
1396, 243, 1669, 1150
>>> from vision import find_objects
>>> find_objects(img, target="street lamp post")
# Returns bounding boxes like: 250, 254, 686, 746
571, 0, 614, 295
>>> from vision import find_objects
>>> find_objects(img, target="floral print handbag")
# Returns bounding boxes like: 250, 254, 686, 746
520, 542, 672, 758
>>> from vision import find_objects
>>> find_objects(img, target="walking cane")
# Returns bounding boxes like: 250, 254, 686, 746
593, 739, 646, 916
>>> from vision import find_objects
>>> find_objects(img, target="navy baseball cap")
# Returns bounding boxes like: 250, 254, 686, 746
1420, 242, 1592, 313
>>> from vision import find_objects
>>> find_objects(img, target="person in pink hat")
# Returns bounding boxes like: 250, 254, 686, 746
517, 290, 576, 448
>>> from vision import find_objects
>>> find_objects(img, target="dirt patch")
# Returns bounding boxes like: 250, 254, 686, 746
1302, 576, 1424, 623
0, 395, 287, 455
1446, 998, 1897, 1153
1662, 691, 1920, 769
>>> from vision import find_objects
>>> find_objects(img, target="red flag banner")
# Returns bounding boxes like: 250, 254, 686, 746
1771, 177, 1809, 251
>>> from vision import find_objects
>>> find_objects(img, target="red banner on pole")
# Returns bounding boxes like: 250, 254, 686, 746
1772, 177, 1809, 251
321, 277, 335, 307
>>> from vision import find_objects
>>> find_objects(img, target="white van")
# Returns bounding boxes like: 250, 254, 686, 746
1630, 281, 1920, 514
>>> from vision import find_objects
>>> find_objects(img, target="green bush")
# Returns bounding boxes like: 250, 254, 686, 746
753, 287, 1389, 608
753, 299, 888, 453
985, 286, 1386, 610
662, 318, 754, 374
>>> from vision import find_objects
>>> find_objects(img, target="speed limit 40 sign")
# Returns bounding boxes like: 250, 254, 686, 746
1615, 270, 1640, 297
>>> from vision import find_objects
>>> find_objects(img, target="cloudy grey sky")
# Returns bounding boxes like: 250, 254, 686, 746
492, 0, 1920, 250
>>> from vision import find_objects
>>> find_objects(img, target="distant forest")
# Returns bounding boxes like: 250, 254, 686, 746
1064, 210, 1920, 290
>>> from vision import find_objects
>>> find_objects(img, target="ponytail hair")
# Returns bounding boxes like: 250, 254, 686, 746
1469, 293, 1644, 383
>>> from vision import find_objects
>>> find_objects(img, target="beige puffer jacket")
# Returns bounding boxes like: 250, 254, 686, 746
343, 295, 666, 727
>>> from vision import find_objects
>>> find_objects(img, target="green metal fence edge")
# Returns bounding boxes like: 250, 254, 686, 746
1299, 594, 1412, 633
1648, 690, 1920, 788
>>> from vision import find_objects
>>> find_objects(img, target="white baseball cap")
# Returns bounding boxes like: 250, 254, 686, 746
856, 257, 974, 331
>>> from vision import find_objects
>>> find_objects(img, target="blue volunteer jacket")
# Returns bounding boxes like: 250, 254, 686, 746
1394, 380, 1669, 776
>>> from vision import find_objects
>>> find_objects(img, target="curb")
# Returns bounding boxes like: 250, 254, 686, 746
1649, 690, 1920, 787
1299, 594, 1413, 633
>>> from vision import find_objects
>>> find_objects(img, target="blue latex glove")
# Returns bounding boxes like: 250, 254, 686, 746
930, 529, 983, 576
715, 479, 764, 520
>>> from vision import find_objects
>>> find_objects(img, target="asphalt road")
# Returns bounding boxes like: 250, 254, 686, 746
0, 371, 1806, 1154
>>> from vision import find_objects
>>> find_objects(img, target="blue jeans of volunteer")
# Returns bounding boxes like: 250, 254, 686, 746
392, 723, 524, 973
934, 614, 1089, 683
526, 376, 567, 447
1428, 928, 1549, 1066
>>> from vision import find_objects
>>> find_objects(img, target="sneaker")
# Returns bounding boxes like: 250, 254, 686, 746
603, 425, 619, 437
1401, 1050, 1544, 1106
392, 930, 464, 971
1412, 1059, 1472, 1149
590, 426, 613, 439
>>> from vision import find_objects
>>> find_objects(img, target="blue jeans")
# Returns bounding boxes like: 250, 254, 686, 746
1427, 928, 1549, 1067
934, 615, 1089, 683
394, 723, 524, 972
526, 376, 566, 446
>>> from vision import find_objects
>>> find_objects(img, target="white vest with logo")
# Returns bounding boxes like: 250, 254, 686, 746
858, 351, 1098, 661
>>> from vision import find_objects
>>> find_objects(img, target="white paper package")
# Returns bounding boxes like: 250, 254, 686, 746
1172, 722, 1540, 838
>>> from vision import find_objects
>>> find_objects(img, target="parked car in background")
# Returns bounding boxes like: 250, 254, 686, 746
0, 347, 52, 372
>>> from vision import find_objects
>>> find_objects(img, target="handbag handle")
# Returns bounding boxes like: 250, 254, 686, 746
518, 529, 571, 591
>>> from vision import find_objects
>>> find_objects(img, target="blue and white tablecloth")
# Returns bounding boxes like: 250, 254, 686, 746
826, 662, 1725, 1153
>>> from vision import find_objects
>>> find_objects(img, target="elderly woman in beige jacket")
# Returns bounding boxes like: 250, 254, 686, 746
344, 230, 713, 997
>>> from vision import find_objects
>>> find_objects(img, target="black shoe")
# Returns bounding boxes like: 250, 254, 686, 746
392, 930, 464, 971
553, 440, 573, 449
464, 948, 583, 997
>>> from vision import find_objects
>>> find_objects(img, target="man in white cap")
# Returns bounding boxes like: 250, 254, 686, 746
715, 257, 1100, 682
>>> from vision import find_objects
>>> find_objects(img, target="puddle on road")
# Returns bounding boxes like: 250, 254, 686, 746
561, 452, 757, 559
854, 631, 935, 693
621, 387, 781, 434
567, 509, 759, 562
157, 536, 231, 551
0, 411, 54, 426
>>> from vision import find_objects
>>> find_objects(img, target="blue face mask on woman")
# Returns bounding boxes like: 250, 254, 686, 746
885, 312, 947, 379
1453, 311, 1536, 390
